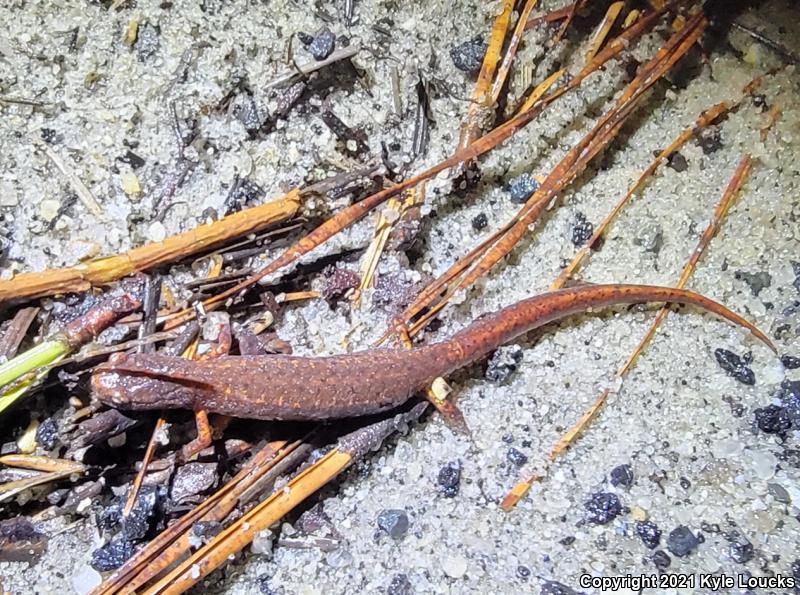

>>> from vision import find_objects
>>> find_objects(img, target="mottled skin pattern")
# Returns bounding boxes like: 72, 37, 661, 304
92, 284, 771, 421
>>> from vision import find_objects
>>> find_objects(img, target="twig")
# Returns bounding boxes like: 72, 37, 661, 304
265, 45, 361, 90
0, 189, 301, 304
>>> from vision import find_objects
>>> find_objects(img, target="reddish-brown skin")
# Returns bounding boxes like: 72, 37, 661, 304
92, 284, 772, 421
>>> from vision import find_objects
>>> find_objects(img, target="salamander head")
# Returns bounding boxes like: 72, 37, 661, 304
92, 353, 201, 412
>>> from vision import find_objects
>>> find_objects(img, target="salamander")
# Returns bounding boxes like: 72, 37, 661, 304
91, 284, 773, 421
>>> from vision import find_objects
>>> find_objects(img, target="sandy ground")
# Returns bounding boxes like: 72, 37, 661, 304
0, 0, 799, 593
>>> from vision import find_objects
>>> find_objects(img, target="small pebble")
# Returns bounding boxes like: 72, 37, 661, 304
471, 212, 488, 231
517, 565, 531, 579
729, 537, 755, 564
377, 509, 409, 540
767, 482, 791, 503
442, 553, 468, 579
309, 27, 335, 60
251, 529, 274, 555
636, 521, 661, 549
754, 405, 792, 435
485, 345, 523, 383
667, 152, 689, 172
697, 127, 723, 154
735, 270, 772, 297
506, 447, 528, 467
39, 199, 61, 223
90, 539, 135, 571
35, 418, 59, 450
714, 348, 755, 385
571, 212, 593, 246
609, 464, 634, 488
666, 526, 700, 557
652, 550, 671, 569
147, 221, 167, 243
387, 573, 413, 595
296, 31, 313, 46
437, 461, 461, 498
781, 355, 800, 369
134, 23, 160, 61
170, 462, 217, 502
507, 173, 539, 203
450, 37, 486, 73
780, 380, 800, 426
792, 559, 800, 580
121, 172, 141, 197
633, 222, 663, 254
584, 492, 622, 525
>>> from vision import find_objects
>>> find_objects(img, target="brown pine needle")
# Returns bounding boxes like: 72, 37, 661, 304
0, 454, 84, 474
489, 0, 540, 104
585, 1, 624, 63
0, 189, 301, 305
123, 417, 166, 517
501, 154, 754, 511
457, 0, 515, 149
759, 103, 782, 141
354, 185, 425, 308
514, 67, 565, 116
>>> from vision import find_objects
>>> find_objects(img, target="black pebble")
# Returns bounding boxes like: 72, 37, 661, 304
118, 150, 146, 170
666, 526, 700, 557
35, 418, 59, 451
652, 550, 671, 569
296, 31, 313, 46
780, 380, 800, 426
517, 565, 531, 579
792, 559, 800, 580
584, 492, 622, 525
781, 355, 800, 369
450, 37, 487, 73
609, 464, 634, 488
388, 573, 413, 595
559, 535, 576, 546
571, 213, 593, 247
754, 404, 792, 435
97, 485, 163, 541
507, 447, 528, 467
729, 538, 755, 564
636, 521, 661, 549
309, 27, 335, 60
485, 345, 523, 383
679, 477, 691, 490
735, 270, 772, 297
471, 212, 488, 231
438, 461, 461, 498
697, 128, 723, 154
752, 94, 769, 112
507, 173, 539, 204
377, 509, 409, 540
667, 152, 689, 172
714, 348, 756, 385
90, 539, 135, 572
40, 128, 57, 144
